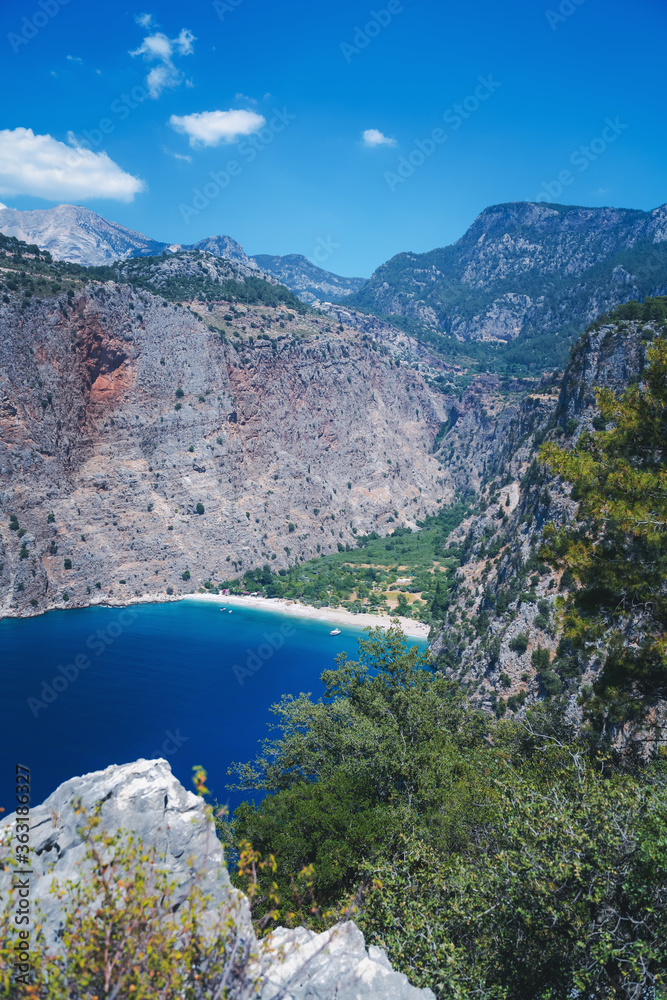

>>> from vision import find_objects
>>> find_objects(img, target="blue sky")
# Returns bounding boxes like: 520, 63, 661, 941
1, 0, 665, 276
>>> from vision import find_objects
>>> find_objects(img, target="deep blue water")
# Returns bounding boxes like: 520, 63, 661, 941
0, 600, 426, 813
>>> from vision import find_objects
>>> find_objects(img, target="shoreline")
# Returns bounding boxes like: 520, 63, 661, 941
185, 593, 431, 639
1, 592, 431, 640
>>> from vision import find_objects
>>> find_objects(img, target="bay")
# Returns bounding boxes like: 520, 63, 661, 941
0, 599, 426, 813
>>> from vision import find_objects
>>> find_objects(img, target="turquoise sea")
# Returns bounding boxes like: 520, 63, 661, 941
0, 599, 427, 813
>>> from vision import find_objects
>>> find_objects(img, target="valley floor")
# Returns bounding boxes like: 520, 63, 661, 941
186, 592, 431, 638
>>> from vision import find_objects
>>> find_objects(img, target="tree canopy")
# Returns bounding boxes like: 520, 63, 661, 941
227, 626, 667, 999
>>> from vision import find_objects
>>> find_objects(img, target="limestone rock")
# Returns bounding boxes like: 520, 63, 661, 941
0, 758, 238, 952
0, 760, 435, 998
257, 922, 436, 999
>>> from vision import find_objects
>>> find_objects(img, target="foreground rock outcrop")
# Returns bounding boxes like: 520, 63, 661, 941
0, 759, 434, 999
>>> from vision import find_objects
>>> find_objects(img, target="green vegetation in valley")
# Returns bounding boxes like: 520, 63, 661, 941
226, 625, 667, 1000
212, 501, 469, 619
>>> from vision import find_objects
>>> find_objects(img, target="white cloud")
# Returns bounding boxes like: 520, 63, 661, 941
169, 109, 265, 148
234, 92, 258, 105
0, 128, 145, 203
130, 27, 196, 99
162, 147, 193, 163
66, 55, 83, 64
0, 202, 7, 210
362, 128, 396, 148
136, 12, 155, 28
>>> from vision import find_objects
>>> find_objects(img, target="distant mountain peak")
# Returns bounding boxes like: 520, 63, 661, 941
348, 199, 667, 365
251, 252, 366, 304
0, 205, 366, 303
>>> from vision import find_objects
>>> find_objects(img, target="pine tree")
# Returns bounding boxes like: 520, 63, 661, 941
540, 333, 667, 738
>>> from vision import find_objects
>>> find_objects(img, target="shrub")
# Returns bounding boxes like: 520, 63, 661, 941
538, 670, 562, 697
509, 632, 529, 654
196, 502, 205, 515
175, 388, 184, 398
488, 636, 502, 664
507, 689, 528, 711
63, 558, 72, 570
0, 808, 261, 999
531, 646, 551, 672
500, 672, 511, 689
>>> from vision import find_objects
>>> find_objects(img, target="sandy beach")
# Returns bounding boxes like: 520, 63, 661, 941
186, 592, 431, 639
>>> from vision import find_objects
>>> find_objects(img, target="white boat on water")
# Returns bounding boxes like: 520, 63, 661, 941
330, 628, 341, 636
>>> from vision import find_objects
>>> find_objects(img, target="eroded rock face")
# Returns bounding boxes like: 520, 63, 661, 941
0, 283, 451, 618
430, 317, 665, 726
0, 760, 434, 999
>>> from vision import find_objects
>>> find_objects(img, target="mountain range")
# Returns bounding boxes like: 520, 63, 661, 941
0, 204, 365, 304
347, 201, 667, 368
3, 200, 667, 373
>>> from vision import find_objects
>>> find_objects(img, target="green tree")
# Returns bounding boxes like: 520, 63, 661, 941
361, 737, 667, 1000
541, 334, 667, 736
228, 626, 490, 918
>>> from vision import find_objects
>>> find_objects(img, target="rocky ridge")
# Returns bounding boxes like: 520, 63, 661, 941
0, 204, 168, 267
429, 313, 659, 718
0, 204, 366, 305
0, 759, 434, 999
252, 253, 366, 304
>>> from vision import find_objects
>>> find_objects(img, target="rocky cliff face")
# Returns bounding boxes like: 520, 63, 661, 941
350, 202, 667, 353
429, 314, 657, 717
0, 759, 435, 999
0, 280, 451, 618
